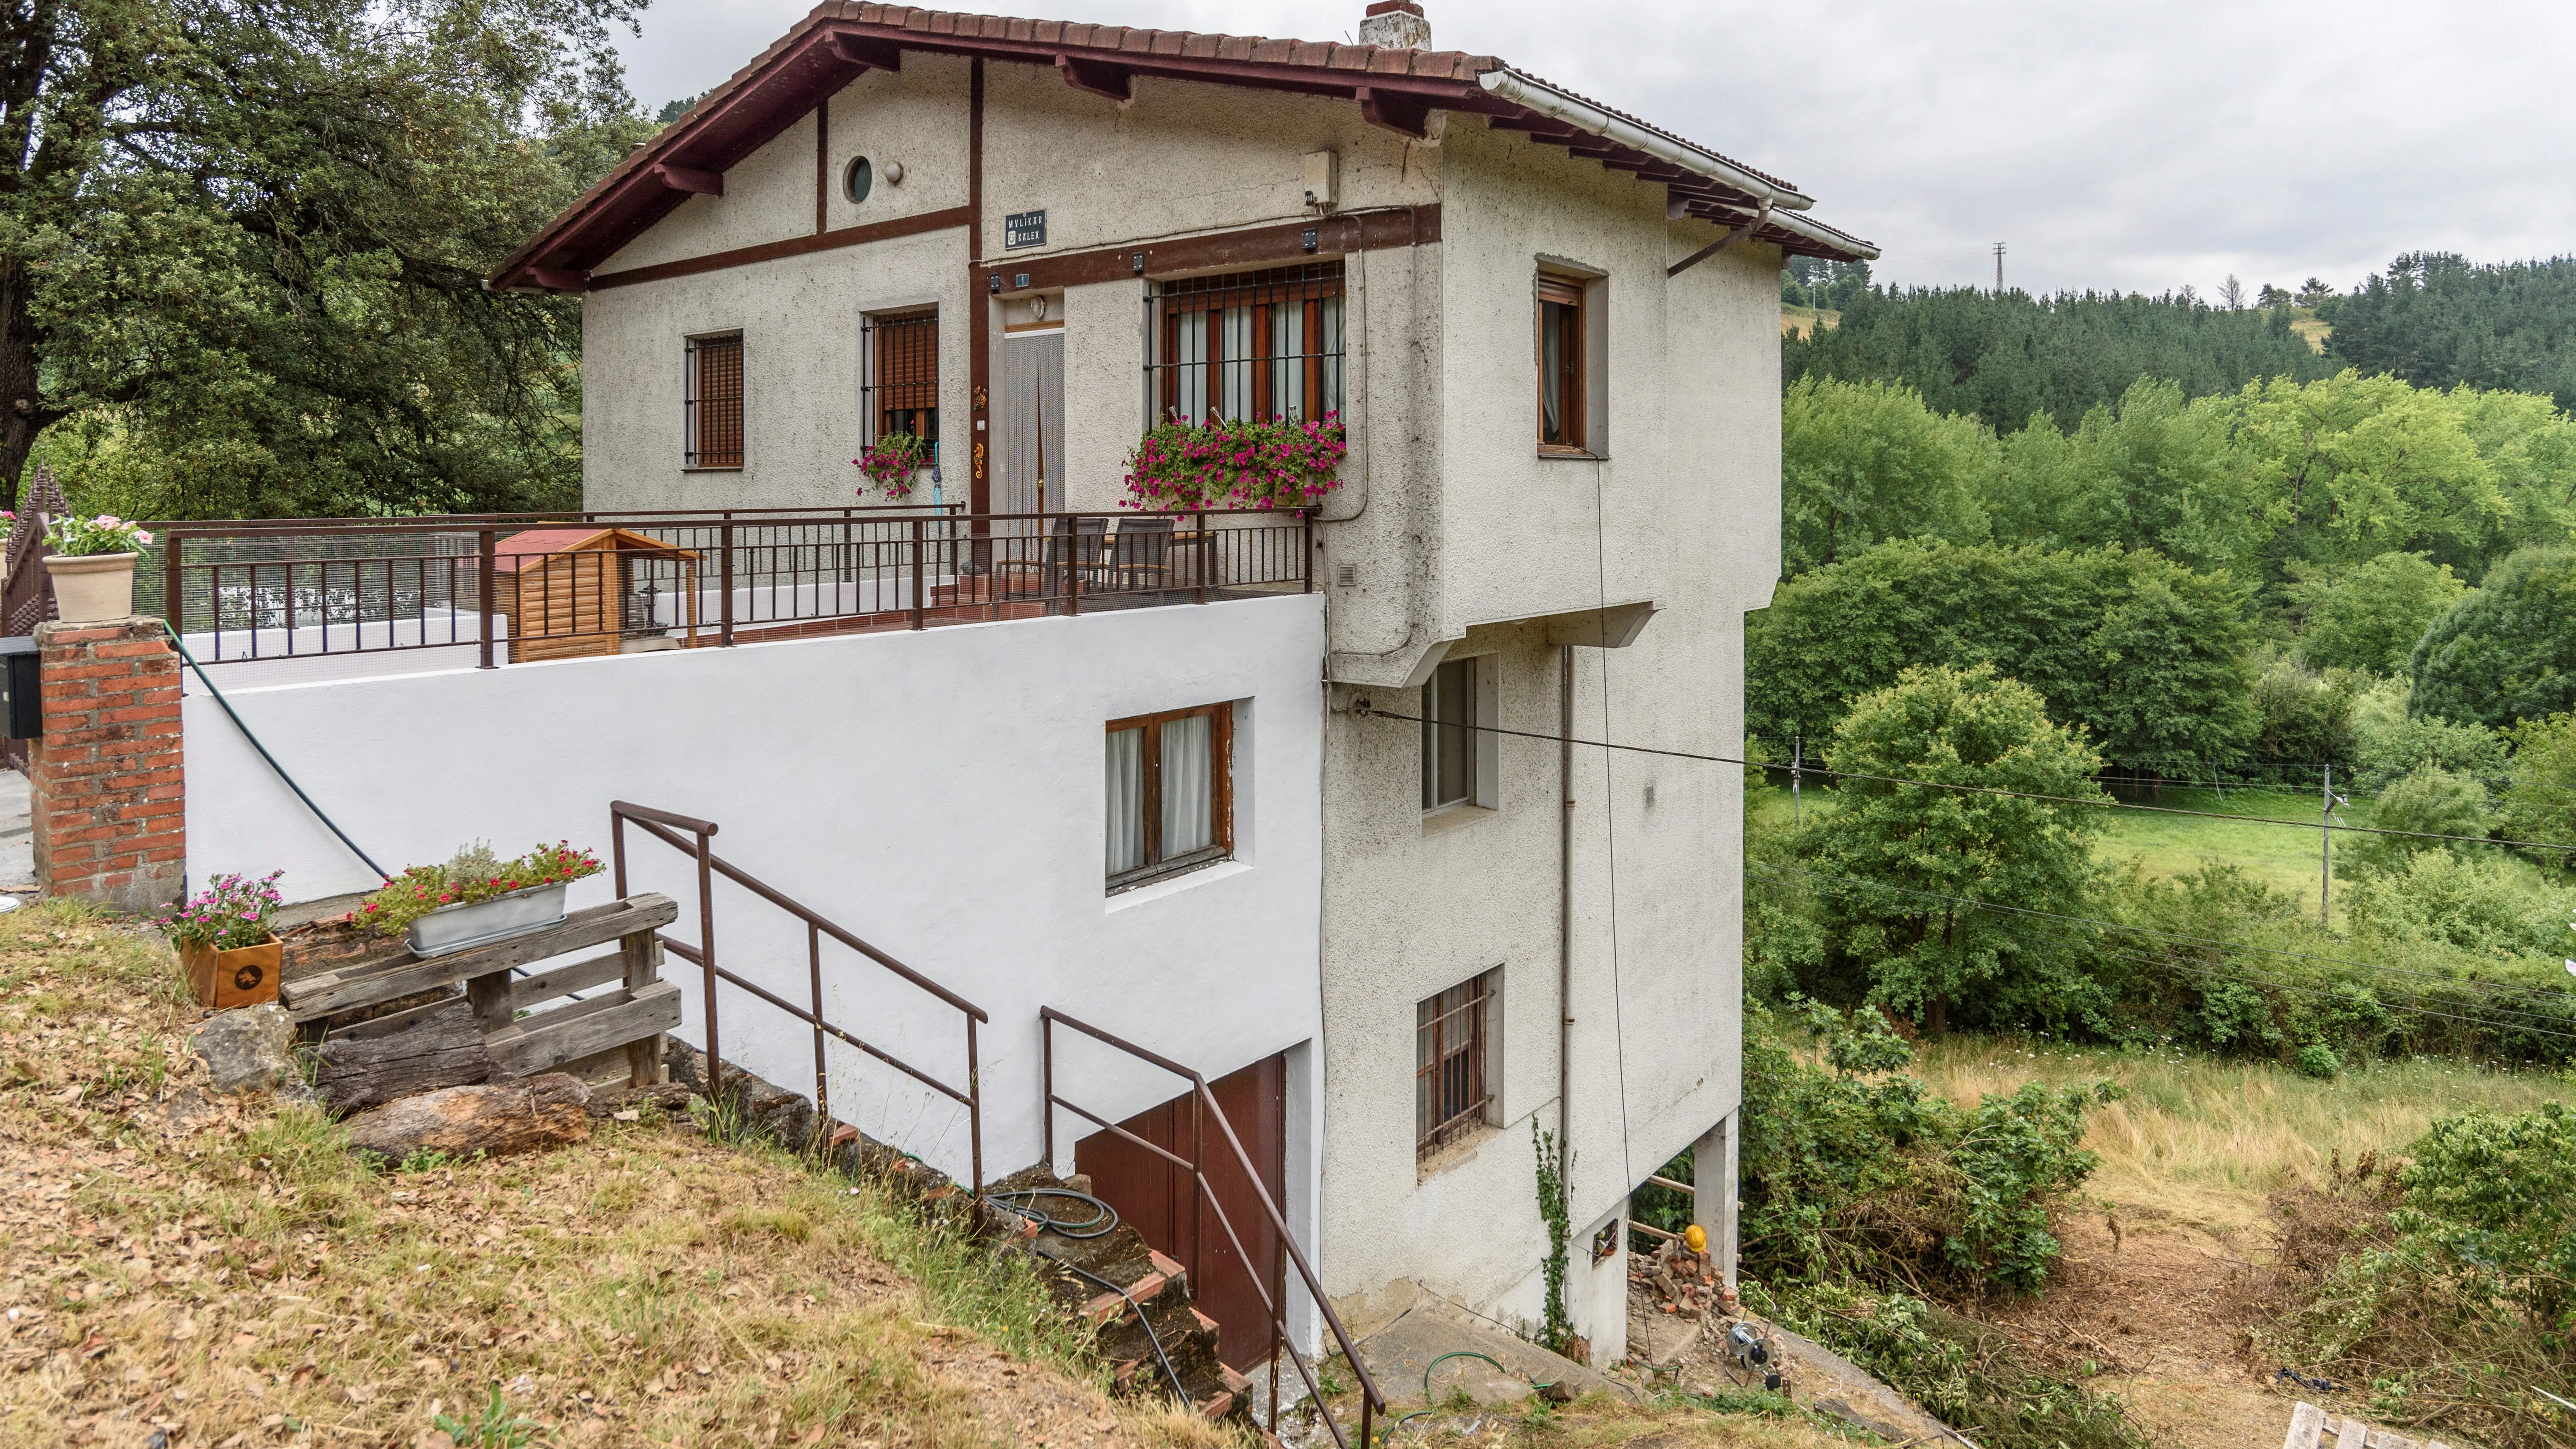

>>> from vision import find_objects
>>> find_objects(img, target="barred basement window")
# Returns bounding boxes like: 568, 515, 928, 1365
686, 331, 745, 469
1417, 967, 1499, 1157
863, 310, 939, 461
1146, 263, 1344, 426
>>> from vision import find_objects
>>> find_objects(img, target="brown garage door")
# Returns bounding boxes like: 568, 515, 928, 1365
1075, 1053, 1285, 1371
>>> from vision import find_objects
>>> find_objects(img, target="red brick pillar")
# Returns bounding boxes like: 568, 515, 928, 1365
29, 616, 184, 914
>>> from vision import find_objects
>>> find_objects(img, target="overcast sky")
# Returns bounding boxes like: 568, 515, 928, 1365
611, 0, 2576, 298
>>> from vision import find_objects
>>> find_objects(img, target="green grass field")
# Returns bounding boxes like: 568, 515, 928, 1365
1747, 780, 2544, 931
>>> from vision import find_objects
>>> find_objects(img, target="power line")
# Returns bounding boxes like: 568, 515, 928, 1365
1361, 702, 2576, 1029
1349, 703, 2576, 854
1751, 859, 2576, 1028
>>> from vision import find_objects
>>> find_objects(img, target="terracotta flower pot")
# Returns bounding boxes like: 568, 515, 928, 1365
45, 552, 139, 623
181, 937, 283, 1010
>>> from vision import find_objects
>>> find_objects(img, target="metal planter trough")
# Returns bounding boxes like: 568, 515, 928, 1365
406, 883, 570, 959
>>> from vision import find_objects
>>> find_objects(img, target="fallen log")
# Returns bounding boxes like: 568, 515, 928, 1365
310, 997, 494, 1115
343, 1074, 591, 1161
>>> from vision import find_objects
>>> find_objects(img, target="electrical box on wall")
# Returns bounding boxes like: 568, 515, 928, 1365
1302, 150, 1338, 210
0, 635, 39, 740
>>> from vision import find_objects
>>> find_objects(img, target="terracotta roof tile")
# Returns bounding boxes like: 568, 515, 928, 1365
491, 1, 1866, 285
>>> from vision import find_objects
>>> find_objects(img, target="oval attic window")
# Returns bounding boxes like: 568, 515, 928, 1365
844, 156, 873, 205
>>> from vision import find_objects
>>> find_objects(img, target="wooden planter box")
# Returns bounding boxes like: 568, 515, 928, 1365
182, 938, 283, 1010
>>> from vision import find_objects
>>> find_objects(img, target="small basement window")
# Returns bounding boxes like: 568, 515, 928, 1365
685, 331, 745, 469
1106, 702, 1233, 891
1417, 967, 1499, 1158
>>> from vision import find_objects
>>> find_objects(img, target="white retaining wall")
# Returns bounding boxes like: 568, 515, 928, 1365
184, 595, 1327, 1227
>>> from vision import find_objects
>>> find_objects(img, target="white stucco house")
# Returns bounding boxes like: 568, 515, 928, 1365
201, 0, 1873, 1390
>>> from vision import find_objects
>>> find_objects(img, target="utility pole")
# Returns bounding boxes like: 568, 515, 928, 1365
1993, 242, 2007, 294
2317, 766, 2350, 927
1791, 734, 1803, 827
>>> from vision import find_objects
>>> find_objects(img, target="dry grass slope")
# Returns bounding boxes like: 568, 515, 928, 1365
0, 901, 1234, 1449
1914, 1037, 2576, 1235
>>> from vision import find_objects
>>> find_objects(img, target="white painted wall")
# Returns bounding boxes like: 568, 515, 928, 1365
559, 34, 1796, 1365
185, 596, 1328, 1220
581, 225, 977, 511
1312, 117, 1781, 1364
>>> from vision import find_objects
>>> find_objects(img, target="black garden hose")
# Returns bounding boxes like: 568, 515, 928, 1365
155, 618, 388, 882
984, 1187, 1120, 1239
1026, 1244, 1192, 1410
984, 1188, 1190, 1410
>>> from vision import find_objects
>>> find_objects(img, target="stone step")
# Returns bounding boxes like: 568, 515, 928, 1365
984, 1163, 1247, 1421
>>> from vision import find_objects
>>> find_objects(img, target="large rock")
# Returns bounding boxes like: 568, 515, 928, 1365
343, 1074, 591, 1161
191, 1004, 298, 1095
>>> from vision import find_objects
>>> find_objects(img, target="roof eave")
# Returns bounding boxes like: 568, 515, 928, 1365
490, 7, 1877, 286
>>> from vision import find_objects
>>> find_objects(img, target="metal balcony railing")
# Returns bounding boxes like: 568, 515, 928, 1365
130, 504, 1313, 667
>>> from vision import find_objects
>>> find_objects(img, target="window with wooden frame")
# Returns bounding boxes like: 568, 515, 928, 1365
685, 331, 745, 469
1105, 702, 1234, 890
1536, 275, 1587, 453
1417, 967, 1499, 1158
1421, 655, 1485, 813
862, 310, 939, 461
1147, 263, 1344, 426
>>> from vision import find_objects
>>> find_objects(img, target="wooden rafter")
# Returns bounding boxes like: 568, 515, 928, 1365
827, 33, 903, 68
1056, 53, 1132, 101
1356, 86, 1429, 138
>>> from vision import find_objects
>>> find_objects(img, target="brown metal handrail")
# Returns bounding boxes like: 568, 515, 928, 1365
1039, 1006, 1384, 1449
156, 507, 1314, 666
142, 501, 967, 531
611, 800, 989, 1196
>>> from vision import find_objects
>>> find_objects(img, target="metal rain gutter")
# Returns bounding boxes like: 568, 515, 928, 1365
1476, 69, 1881, 260
1478, 69, 1814, 210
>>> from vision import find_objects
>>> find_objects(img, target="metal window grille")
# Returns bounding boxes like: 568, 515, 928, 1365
686, 332, 745, 468
1421, 655, 1478, 810
1417, 969, 1496, 1156
1146, 262, 1345, 425
863, 311, 939, 460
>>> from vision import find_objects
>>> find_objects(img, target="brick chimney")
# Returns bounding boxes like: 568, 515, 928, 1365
1359, 0, 1430, 49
